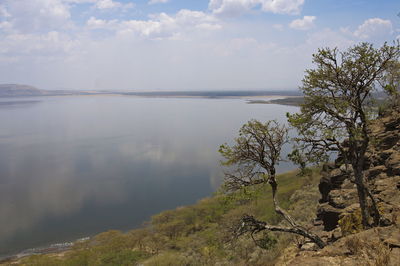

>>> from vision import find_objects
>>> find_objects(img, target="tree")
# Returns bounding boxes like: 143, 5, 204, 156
288, 42, 400, 229
379, 60, 400, 111
219, 119, 326, 249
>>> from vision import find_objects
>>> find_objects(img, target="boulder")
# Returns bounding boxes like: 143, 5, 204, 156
339, 164, 353, 174
364, 165, 386, 180
380, 149, 396, 161
377, 131, 400, 150
317, 203, 342, 231
329, 189, 358, 209
386, 153, 400, 176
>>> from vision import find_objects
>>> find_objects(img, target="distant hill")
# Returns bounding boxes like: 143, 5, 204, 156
0, 84, 45, 97
0, 84, 303, 99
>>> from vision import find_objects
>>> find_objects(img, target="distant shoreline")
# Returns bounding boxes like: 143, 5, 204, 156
246, 96, 304, 106
0, 89, 305, 106
0, 84, 302, 99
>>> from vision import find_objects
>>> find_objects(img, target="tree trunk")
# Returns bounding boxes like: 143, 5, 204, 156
365, 186, 381, 226
264, 224, 326, 249
241, 215, 326, 249
267, 175, 326, 248
353, 162, 370, 228
269, 175, 297, 227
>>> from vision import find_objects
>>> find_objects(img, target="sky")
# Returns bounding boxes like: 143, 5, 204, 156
0, 0, 399, 91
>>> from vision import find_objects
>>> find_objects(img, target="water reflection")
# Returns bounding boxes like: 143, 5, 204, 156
0, 100, 41, 109
0, 96, 299, 256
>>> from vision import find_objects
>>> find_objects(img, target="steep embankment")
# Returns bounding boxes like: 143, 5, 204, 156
279, 108, 400, 265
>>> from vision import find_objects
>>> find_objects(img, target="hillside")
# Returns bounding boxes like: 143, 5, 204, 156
278, 107, 400, 265
0, 84, 45, 97
1, 169, 323, 265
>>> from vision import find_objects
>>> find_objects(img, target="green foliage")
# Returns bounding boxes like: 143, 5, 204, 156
289, 41, 400, 229
219, 119, 288, 194
14, 169, 322, 266
219, 119, 288, 169
338, 210, 363, 236
254, 232, 277, 250
288, 41, 400, 168
96, 250, 147, 266
20, 255, 62, 266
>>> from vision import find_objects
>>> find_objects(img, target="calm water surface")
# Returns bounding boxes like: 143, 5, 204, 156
0, 96, 299, 256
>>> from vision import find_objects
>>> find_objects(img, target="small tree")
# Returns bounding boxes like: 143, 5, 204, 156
288, 42, 400, 228
219, 119, 326, 249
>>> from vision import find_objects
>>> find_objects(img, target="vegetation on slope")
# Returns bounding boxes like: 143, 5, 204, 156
10, 169, 321, 266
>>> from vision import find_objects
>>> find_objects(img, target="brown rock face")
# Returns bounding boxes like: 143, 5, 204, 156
279, 226, 400, 266
314, 108, 400, 236
287, 107, 400, 265
273, 107, 400, 266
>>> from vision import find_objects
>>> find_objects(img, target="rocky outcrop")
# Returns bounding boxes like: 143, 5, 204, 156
277, 225, 400, 266
279, 108, 400, 265
313, 108, 400, 239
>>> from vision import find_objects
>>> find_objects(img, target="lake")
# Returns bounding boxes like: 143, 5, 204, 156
0, 96, 299, 257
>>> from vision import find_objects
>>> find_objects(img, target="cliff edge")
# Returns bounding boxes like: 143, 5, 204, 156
278, 107, 400, 265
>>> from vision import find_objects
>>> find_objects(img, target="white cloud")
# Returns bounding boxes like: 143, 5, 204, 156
149, 0, 169, 4
0, 0, 72, 33
354, 18, 392, 39
261, 0, 304, 15
0, 31, 79, 57
87, 9, 221, 39
209, 0, 259, 17
289, 15, 316, 30
95, 0, 120, 9
87, 16, 118, 29
0, 4, 11, 17
0, 0, 135, 34
209, 0, 304, 16
94, 0, 134, 10
0, 0, 394, 92
62, 0, 97, 3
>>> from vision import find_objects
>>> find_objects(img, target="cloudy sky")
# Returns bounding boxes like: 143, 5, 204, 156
0, 0, 399, 90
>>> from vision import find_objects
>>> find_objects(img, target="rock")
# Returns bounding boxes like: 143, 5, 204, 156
329, 168, 348, 189
313, 219, 324, 226
339, 164, 353, 174
383, 115, 400, 131
386, 153, 400, 176
301, 242, 318, 251
319, 176, 332, 203
322, 162, 336, 172
329, 189, 358, 209
330, 227, 342, 241
374, 172, 389, 181
339, 203, 360, 217
340, 178, 355, 189
377, 131, 400, 150
380, 149, 396, 161
317, 203, 342, 231
364, 165, 386, 180
328, 190, 346, 209
279, 109, 400, 266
